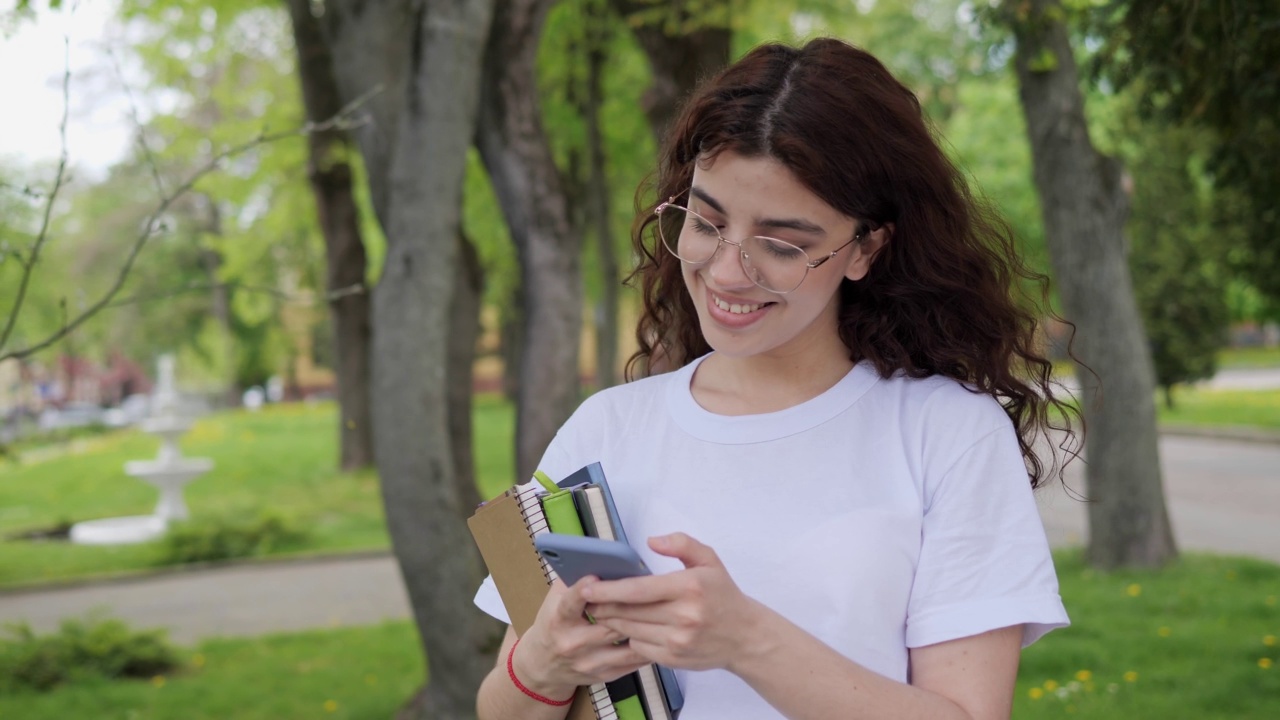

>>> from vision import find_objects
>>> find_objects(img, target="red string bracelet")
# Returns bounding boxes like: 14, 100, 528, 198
508, 636, 575, 707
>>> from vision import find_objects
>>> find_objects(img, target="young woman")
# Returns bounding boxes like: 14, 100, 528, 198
475, 37, 1076, 720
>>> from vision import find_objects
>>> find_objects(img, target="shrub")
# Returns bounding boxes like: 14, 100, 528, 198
158, 511, 309, 565
0, 616, 181, 693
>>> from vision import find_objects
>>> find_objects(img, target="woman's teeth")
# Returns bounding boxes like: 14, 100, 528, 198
714, 295, 766, 314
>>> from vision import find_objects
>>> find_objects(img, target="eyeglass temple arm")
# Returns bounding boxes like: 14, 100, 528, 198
806, 233, 863, 269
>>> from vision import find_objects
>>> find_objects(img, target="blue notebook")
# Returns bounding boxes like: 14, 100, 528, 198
559, 463, 685, 718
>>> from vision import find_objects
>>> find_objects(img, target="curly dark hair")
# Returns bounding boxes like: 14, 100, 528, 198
625, 38, 1080, 489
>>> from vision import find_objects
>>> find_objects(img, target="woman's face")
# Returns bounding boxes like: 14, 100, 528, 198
680, 151, 880, 363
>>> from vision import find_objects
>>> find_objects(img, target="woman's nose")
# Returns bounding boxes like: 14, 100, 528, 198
705, 238, 754, 289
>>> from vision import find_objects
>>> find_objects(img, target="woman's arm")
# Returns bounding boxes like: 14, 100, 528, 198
586, 533, 1023, 720
730, 609, 1021, 720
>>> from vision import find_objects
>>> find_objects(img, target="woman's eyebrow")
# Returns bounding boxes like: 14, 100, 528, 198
689, 185, 827, 237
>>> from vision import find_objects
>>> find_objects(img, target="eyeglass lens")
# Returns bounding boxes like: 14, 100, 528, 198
658, 204, 810, 294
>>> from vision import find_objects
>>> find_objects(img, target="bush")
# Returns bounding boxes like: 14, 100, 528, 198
158, 511, 309, 565
0, 616, 181, 693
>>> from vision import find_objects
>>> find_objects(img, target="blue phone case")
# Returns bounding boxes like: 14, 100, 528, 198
535, 533, 651, 586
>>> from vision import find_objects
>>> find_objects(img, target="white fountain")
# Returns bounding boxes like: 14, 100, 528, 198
70, 355, 214, 545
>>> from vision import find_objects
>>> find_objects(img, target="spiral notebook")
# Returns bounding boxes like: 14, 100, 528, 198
468, 463, 682, 720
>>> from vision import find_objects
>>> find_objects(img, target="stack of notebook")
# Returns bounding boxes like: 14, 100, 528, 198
468, 462, 684, 720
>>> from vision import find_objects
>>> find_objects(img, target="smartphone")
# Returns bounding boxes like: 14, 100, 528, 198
534, 533, 652, 586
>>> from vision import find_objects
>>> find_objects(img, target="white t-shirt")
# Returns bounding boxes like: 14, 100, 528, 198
474, 353, 1068, 719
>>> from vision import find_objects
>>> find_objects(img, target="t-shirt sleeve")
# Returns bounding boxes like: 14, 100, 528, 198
471, 396, 605, 625
905, 421, 1069, 649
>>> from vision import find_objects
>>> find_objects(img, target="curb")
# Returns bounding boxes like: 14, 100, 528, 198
1158, 424, 1280, 445
0, 548, 394, 598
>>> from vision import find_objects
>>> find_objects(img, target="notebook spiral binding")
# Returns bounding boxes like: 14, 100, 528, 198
591, 685, 619, 720
516, 485, 558, 584
515, 484, 616, 719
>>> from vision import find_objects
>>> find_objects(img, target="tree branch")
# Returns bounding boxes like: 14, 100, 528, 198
107, 45, 166, 197
104, 279, 363, 308
0, 84, 382, 363
0, 36, 71, 356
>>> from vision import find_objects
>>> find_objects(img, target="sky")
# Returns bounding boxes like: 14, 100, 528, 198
0, 0, 136, 179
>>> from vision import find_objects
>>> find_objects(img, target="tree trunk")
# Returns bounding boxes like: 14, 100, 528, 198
583, 7, 619, 390
320, 1, 500, 717
611, 0, 731, 144
448, 230, 485, 514
477, 0, 583, 482
196, 197, 238, 407
1011, 0, 1177, 569
286, 0, 374, 471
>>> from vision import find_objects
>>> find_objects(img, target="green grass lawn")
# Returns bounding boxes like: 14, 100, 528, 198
1, 550, 1275, 719
0, 399, 520, 589
1157, 387, 1280, 430
1218, 346, 1280, 369
0, 621, 426, 720
1012, 551, 1280, 719
0, 404, 392, 587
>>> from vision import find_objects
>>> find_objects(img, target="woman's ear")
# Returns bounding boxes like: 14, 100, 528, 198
844, 222, 893, 282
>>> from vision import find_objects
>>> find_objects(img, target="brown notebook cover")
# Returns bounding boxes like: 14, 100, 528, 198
468, 490, 601, 720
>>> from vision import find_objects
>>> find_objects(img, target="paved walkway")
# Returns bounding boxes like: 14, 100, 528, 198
1, 436, 1276, 645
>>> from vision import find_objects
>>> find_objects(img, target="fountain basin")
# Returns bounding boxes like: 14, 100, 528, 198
70, 515, 167, 545
124, 458, 215, 477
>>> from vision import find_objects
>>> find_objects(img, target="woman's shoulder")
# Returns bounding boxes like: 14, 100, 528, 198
867, 367, 1013, 436
563, 369, 676, 432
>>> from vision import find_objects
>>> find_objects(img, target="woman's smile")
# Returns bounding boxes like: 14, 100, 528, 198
705, 289, 776, 327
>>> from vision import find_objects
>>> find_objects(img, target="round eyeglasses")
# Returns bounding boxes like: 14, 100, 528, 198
655, 197, 861, 294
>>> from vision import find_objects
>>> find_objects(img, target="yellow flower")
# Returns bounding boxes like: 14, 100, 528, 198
1226, 570, 1238, 580
1267, 595, 1277, 607
1158, 626, 1172, 638
1043, 680, 1059, 691
151, 675, 166, 688
1123, 671, 1139, 683
324, 700, 338, 713
1265, 635, 1276, 647
1074, 670, 1092, 682
365, 674, 378, 685
1028, 687, 1044, 700
1261, 658, 1274, 670
1126, 583, 1142, 597
192, 653, 206, 669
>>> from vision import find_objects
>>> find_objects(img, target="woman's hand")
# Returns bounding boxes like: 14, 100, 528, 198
584, 532, 765, 671
513, 577, 653, 699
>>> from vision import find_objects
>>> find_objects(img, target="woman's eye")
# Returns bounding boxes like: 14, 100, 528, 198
691, 218, 720, 235
760, 238, 804, 259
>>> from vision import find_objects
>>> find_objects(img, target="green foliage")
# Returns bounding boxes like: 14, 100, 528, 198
0, 616, 181, 693
1119, 111, 1230, 400
3, 0, 325, 382
1092, 0, 1280, 305
158, 510, 310, 565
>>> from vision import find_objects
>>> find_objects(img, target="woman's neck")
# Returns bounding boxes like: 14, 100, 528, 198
689, 346, 855, 416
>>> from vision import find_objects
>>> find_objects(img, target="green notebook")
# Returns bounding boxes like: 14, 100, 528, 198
535, 471, 647, 720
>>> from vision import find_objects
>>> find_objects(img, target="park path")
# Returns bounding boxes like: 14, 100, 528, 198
0, 435, 1277, 645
